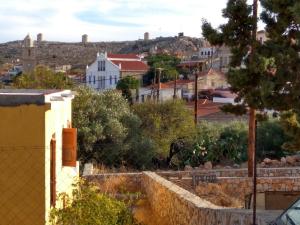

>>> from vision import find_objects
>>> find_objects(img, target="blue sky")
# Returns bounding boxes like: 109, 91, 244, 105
0, 0, 262, 43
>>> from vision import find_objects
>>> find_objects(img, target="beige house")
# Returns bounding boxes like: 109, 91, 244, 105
0, 90, 78, 225
197, 68, 228, 90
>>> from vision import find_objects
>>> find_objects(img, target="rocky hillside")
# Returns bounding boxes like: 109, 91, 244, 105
0, 36, 202, 69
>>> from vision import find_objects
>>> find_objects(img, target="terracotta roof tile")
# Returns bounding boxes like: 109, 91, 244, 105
111, 60, 149, 72
108, 53, 140, 59
187, 100, 224, 117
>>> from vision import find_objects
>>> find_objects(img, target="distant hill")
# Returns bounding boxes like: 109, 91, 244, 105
0, 36, 202, 69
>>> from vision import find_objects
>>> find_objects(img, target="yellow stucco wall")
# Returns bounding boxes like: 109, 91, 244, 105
0, 104, 49, 225
0, 98, 78, 225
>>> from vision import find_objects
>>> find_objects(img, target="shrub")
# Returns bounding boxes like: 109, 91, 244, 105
256, 120, 290, 159
50, 180, 137, 225
207, 122, 248, 163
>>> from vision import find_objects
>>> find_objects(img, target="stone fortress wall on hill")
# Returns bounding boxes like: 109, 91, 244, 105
0, 36, 202, 69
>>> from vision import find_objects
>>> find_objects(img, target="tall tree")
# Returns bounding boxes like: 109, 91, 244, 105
13, 65, 73, 89
132, 100, 195, 162
259, 0, 300, 152
116, 76, 140, 104
202, 0, 262, 177
72, 86, 155, 169
144, 54, 180, 84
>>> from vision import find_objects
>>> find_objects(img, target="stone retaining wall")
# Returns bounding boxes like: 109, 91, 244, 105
158, 167, 300, 179
142, 172, 279, 225
219, 177, 300, 194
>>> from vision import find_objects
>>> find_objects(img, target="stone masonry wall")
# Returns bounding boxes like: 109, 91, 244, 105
158, 167, 300, 179
219, 177, 300, 194
142, 172, 278, 225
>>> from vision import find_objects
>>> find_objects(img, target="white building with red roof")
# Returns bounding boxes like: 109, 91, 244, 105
86, 52, 149, 91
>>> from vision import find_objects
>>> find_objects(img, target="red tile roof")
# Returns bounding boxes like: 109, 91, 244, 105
199, 68, 226, 78
108, 53, 140, 59
161, 79, 194, 88
178, 61, 205, 67
187, 100, 224, 117
111, 60, 149, 72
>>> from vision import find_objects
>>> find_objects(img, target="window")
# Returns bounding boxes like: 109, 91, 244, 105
98, 61, 101, 71
99, 77, 103, 89
98, 60, 106, 71
208, 51, 210, 56
88, 76, 91, 84
102, 61, 105, 71
103, 76, 105, 89
201, 51, 203, 56
110, 76, 112, 85
93, 76, 96, 84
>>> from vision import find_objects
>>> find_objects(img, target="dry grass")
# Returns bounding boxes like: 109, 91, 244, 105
195, 183, 244, 208
92, 164, 136, 174
95, 175, 141, 197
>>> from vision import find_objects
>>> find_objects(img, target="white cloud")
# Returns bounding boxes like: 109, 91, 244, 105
0, 0, 263, 43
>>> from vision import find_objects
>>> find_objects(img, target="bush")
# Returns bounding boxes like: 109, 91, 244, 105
73, 86, 155, 169
256, 120, 290, 159
50, 180, 137, 225
206, 122, 248, 163
193, 120, 289, 165
132, 100, 195, 160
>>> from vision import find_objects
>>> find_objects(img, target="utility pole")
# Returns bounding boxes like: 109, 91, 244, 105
248, 0, 258, 178
153, 68, 157, 100
250, 1, 258, 225
173, 73, 177, 99
157, 68, 162, 102
194, 68, 199, 125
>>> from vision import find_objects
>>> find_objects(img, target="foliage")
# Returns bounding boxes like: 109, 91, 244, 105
195, 121, 248, 164
256, 119, 290, 158
178, 120, 289, 165
116, 76, 140, 104
72, 86, 155, 169
13, 65, 73, 89
132, 100, 195, 160
280, 111, 300, 152
258, 0, 300, 112
144, 54, 180, 84
202, 0, 266, 114
50, 179, 136, 225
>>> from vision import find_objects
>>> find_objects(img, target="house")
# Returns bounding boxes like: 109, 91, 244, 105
86, 52, 149, 91
138, 82, 183, 102
257, 30, 268, 44
0, 90, 78, 225
199, 40, 216, 59
197, 68, 229, 90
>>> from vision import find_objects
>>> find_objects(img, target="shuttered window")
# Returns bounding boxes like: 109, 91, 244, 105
62, 128, 77, 167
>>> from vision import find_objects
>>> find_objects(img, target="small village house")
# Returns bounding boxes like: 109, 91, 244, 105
86, 52, 149, 91
0, 90, 78, 225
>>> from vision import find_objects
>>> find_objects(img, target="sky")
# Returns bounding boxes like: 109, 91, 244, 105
0, 0, 263, 43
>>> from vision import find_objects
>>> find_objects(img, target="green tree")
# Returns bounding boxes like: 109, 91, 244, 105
258, 0, 300, 151
202, 0, 265, 113
280, 112, 300, 152
144, 54, 180, 84
72, 86, 154, 169
14, 65, 73, 89
50, 180, 136, 225
116, 76, 140, 104
132, 100, 195, 163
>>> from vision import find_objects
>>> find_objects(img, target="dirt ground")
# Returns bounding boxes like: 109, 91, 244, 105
133, 198, 169, 225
